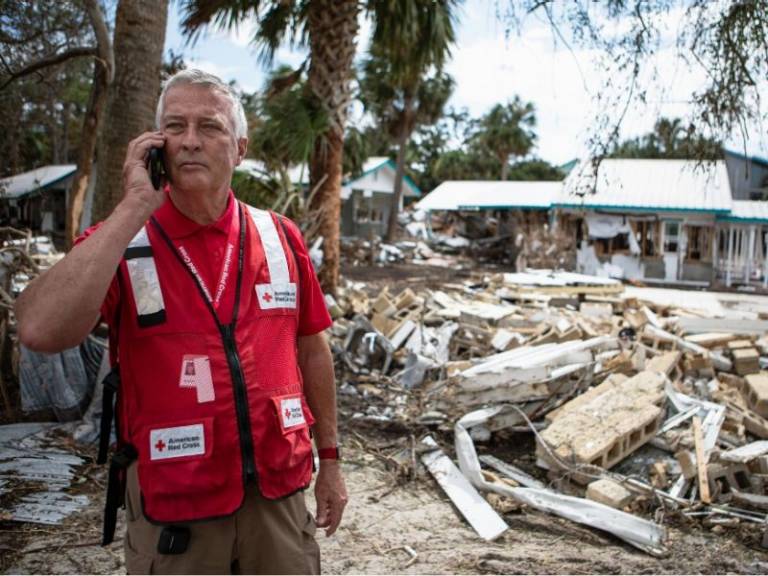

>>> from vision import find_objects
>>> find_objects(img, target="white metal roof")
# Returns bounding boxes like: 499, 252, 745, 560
557, 159, 732, 213
718, 200, 768, 223
236, 159, 310, 185
416, 181, 560, 211
0, 165, 76, 199
361, 156, 389, 173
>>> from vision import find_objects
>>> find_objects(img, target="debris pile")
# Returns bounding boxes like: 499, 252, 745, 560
388, 209, 577, 270
329, 270, 768, 554
0, 228, 64, 422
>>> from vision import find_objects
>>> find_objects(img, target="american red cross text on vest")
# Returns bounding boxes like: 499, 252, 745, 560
155, 439, 166, 452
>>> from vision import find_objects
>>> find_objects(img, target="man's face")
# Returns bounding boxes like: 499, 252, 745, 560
160, 84, 247, 195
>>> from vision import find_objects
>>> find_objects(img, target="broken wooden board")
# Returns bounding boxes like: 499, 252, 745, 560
693, 416, 711, 504
645, 351, 681, 376
420, 436, 508, 541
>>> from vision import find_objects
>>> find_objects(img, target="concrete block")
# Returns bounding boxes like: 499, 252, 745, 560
745, 373, 768, 418
537, 371, 667, 482
707, 462, 752, 499
586, 478, 634, 509
733, 348, 760, 376
729, 339, 755, 350
372, 290, 396, 316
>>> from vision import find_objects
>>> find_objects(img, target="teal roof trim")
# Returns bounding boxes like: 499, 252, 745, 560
554, 202, 730, 215
345, 158, 422, 197
458, 204, 550, 211
725, 148, 768, 169
716, 216, 768, 224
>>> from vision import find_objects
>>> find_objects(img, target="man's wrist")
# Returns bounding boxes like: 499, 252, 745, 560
317, 446, 341, 461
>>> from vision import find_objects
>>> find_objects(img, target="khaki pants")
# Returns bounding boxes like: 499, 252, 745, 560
124, 464, 320, 575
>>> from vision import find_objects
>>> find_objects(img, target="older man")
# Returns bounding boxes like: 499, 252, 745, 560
15, 69, 347, 574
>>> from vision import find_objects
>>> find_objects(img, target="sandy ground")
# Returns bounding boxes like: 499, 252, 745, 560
3, 434, 768, 575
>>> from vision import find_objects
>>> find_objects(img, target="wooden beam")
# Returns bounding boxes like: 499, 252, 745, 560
693, 416, 711, 504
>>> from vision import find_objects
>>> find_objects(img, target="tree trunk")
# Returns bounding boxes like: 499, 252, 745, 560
500, 154, 510, 180
65, 0, 113, 248
92, 0, 167, 222
306, 0, 360, 295
385, 107, 412, 243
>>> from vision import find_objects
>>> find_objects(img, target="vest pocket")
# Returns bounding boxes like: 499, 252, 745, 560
260, 393, 315, 472
137, 416, 225, 497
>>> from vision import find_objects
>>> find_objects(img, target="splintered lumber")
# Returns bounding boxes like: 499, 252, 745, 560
693, 416, 711, 504
538, 371, 668, 480
644, 324, 732, 371
685, 333, 736, 349
645, 351, 681, 376
420, 436, 507, 541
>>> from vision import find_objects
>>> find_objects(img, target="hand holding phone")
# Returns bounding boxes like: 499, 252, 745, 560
147, 147, 168, 190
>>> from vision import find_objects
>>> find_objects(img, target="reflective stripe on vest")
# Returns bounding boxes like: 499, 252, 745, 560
247, 206, 297, 310
124, 226, 166, 327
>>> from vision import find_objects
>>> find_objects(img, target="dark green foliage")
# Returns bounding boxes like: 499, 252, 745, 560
608, 117, 723, 160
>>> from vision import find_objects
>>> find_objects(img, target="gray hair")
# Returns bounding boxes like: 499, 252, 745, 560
155, 69, 248, 139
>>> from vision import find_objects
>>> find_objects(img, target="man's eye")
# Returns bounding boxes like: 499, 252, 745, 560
165, 122, 183, 131
202, 123, 222, 132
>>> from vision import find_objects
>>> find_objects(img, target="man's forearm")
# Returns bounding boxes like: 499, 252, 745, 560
15, 201, 149, 352
298, 332, 338, 449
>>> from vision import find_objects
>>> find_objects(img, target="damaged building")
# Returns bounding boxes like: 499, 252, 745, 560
417, 153, 768, 289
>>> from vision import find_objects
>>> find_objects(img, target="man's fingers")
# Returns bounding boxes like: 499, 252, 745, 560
126, 131, 165, 164
324, 495, 347, 536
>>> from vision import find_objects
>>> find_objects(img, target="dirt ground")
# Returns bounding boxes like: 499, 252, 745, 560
3, 429, 768, 575
3, 263, 768, 573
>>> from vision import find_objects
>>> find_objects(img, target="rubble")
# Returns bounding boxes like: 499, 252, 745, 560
5, 218, 768, 561
326, 267, 768, 555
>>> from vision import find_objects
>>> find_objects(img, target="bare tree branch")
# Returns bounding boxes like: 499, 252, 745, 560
0, 46, 96, 91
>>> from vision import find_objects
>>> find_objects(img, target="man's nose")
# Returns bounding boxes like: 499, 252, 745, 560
181, 127, 202, 150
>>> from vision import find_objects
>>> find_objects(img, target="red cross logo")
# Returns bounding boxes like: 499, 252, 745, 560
263, 292, 273, 302
284, 407, 291, 420
155, 439, 166, 452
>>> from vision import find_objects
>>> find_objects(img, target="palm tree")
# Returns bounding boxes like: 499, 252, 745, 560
365, 0, 459, 242
359, 52, 454, 241
652, 117, 683, 156
92, 0, 169, 222
478, 98, 536, 180
180, 0, 360, 294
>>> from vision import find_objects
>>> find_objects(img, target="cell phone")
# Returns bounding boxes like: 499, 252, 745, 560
147, 147, 168, 190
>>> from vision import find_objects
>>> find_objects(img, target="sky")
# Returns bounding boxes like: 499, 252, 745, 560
163, 1, 768, 168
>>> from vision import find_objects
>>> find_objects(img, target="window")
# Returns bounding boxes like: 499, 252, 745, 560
633, 221, 657, 257
354, 194, 383, 223
687, 225, 712, 262
663, 221, 679, 253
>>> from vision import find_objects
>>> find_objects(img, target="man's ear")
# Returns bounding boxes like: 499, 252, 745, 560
236, 137, 248, 165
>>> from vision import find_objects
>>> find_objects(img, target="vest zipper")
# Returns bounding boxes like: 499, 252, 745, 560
220, 323, 256, 481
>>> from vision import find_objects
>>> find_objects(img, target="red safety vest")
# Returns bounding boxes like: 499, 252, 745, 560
113, 202, 314, 524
